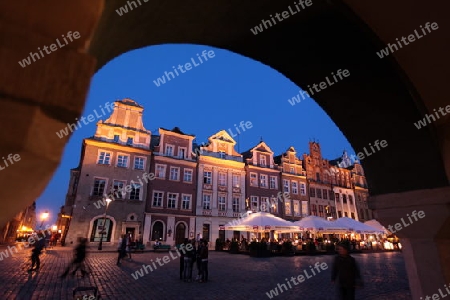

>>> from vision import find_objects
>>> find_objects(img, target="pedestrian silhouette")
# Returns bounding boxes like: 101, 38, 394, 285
61, 237, 89, 278
331, 242, 363, 300
28, 231, 45, 272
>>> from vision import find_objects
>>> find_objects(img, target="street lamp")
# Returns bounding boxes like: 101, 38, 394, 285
40, 211, 49, 229
98, 198, 112, 250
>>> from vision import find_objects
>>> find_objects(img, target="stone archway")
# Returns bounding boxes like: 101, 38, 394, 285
2, 0, 449, 298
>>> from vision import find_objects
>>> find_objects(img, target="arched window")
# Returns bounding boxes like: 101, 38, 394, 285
90, 217, 113, 242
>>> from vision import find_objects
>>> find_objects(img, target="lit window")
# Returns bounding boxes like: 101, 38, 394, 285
260, 175, 268, 188
285, 201, 291, 215
156, 165, 166, 178
250, 173, 258, 187
251, 196, 258, 212
232, 175, 240, 187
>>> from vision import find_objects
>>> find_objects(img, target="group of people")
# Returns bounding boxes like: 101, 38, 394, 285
117, 233, 133, 265
179, 238, 208, 283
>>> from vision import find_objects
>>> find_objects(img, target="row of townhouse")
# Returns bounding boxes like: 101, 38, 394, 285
62, 99, 372, 248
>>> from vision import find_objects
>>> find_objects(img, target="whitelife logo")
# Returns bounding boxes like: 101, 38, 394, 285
18, 31, 81, 68
376, 22, 439, 59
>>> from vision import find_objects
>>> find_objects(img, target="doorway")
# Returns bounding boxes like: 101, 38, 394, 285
175, 223, 186, 245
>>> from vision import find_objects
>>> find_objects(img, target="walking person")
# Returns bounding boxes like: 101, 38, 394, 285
27, 232, 45, 272
117, 234, 127, 265
331, 243, 364, 300
199, 240, 208, 283
61, 238, 89, 278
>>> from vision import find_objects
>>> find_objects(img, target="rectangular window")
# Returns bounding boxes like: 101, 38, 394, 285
291, 181, 298, 194
165, 145, 174, 156
232, 175, 240, 187
126, 137, 133, 145
318, 205, 324, 217
250, 173, 258, 186
260, 155, 266, 167
349, 195, 353, 205
218, 173, 226, 186
251, 196, 258, 212
290, 167, 295, 174
130, 183, 141, 200
270, 176, 277, 189
152, 192, 163, 207
232, 197, 239, 212
310, 187, 316, 197
316, 172, 321, 181
283, 179, 289, 193
260, 174, 268, 188
311, 204, 317, 216
285, 201, 291, 215
97, 152, 111, 165
218, 196, 226, 211
343, 195, 347, 203
113, 135, 119, 142
93, 178, 106, 196
117, 155, 129, 168
169, 167, 180, 181
183, 169, 193, 182
351, 212, 355, 219
301, 201, 309, 217
338, 211, 342, 218
316, 189, 322, 198
182, 195, 191, 210
156, 164, 166, 178
360, 208, 365, 220
219, 151, 226, 159
203, 171, 212, 184
203, 194, 211, 210
168, 193, 177, 209
323, 189, 328, 200
112, 180, 126, 199
271, 197, 278, 214
300, 183, 306, 195
335, 193, 340, 201
134, 157, 145, 170
344, 212, 348, 217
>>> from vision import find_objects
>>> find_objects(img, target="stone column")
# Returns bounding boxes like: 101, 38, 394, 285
143, 213, 152, 244
0, 0, 104, 227
369, 186, 450, 299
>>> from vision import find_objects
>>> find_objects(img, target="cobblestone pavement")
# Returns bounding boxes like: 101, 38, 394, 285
0, 245, 412, 300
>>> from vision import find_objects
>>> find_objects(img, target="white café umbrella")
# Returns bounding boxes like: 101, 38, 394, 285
333, 217, 384, 234
294, 216, 347, 234
223, 212, 299, 233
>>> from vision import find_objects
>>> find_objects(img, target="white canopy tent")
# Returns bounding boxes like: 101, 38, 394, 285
224, 212, 299, 233
333, 217, 384, 234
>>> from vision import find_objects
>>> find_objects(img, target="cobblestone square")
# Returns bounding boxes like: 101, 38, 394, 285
0, 246, 411, 300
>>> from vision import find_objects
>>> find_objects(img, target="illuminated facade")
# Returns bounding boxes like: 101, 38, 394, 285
274, 147, 309, 221
303, 142, 337, 220
194, 130, 246, 245
351, 162, 373, 222
143, 127, 197, 246
63, 99, 152, 246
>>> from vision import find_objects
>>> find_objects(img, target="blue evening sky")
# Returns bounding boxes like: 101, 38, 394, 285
37, 44, 354, 225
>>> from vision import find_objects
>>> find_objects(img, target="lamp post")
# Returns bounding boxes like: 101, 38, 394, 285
40, 211, 49, 229
98, 198, 112, 250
